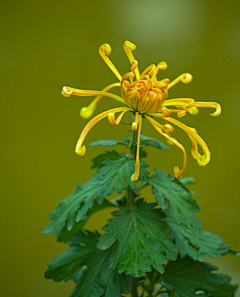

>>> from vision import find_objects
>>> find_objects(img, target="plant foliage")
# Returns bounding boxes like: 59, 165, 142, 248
44, 133, 238, 297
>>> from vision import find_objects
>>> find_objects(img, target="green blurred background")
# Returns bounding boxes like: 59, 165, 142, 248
1, 0, 240, 296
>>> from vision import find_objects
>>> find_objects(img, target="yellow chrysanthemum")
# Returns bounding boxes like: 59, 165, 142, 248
62, 41, 221, 181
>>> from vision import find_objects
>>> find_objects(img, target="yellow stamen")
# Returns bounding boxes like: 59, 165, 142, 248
99, 44, 122, 81
168, 73, 193, 89
75, 107, 129, 156
123, 41, 140, 80
131, 112, 139, 131
163, 98, 195, 108
108, 108, 132, 125
146, 116, 187, 178
62, 86, 125, 105
194, 102, 221, 117
79, 82, 120, 119
164, 117, 210, 166
151, 61, 168, 81
131, 114, 142, 181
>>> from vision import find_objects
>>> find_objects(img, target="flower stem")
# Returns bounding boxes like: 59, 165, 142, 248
129, 130, 139, 296
130, 129, 138, 160
128, 129, 138, 208
147, 269, 158, 297
131, 278, 139, 297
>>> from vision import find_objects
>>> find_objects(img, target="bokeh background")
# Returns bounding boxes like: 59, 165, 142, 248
1, 0, 240, 296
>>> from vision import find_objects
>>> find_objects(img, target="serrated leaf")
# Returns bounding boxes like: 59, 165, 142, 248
46, 231, 132, 297
166, 219, 230, 261
140, 134, 170, 150
91, 150, 122, 169
97, 158, 149, 198
97, 200, 177, 277
148, 169, 201, 232
159, 256, 236, 297
45, 231, 99, 282
58, 199, 114, 242
42, 174, 103, 237
89, 138, 125, 147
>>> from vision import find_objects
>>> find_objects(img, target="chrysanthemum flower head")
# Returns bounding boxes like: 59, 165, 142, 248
62, 41, 221, 181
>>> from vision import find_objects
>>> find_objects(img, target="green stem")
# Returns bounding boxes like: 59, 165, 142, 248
131, 278, 139, 297
130, 129, 138, 160
147, 269, 158, 297
129, 130, 139, 296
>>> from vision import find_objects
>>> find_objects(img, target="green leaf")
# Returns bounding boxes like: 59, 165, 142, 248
42, 174, 103, 237
140, 134, 170, 150
89, 138, 125, 147
91, 150, 122, 169
228, 249, 240, 257
97, 200, 177, 277
148, 169, 201, 232
58, 199, 114, 242
166, 219, 231, 261
45, 231, 99, 282
97, 158, 149, 198
159, 256, 236, 297
179, 176, 195, 186
46, 231, 132, 297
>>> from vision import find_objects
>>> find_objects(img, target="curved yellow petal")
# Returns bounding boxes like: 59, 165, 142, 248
79, 82, 121, 119
75, 107, 129, 156
99, 44, 122, 81
145, 116, 187, 178
151, 61, 168, 81
131, 114, 142, 181
194, 102, 221, 117
123, 41, 140, 79
108, 108, 132, 126
62, 86, 125, 105
168, 73, 193, 89
163, 98, 195, 108
139, 64, 156, 80
131, 112, 139, 131
164, 117, 210, 166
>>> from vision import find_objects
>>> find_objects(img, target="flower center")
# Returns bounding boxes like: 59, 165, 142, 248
123, 78, 170, 114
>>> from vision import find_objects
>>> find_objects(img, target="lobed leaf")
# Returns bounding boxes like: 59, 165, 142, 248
91, 150, 122, 169
46, 231, 133, 297
140, 134, 170, 150
148, 169, 201, 232
159, 256, 237, 297
166, 219, 231, 261
58, 199, 114, 242
97, 158, 149, 200
89, 138, 125, 147
97, 200, 177, 277
42, 174, 104, 237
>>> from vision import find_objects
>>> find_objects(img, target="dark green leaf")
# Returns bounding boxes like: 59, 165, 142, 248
148, 169, 201, 232
91, 150, 122, 169
159, 256, 236, 297
97, 200, 177, 277
97, 158, 149, 198
58, 199, 114, 242
228, 250, 240, 257
42, 174, 103, 237
89, 138, 125, 147
166, 219, 230, 261
45, 231, 99, 282
140, 134, 170, 150
46, 231, 132, 297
